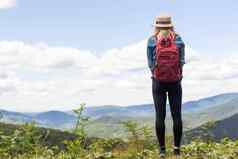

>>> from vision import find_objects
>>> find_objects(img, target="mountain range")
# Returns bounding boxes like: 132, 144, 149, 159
0, 92, 238, 138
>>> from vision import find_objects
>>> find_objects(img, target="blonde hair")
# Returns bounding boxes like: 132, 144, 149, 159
154, 27, 175, 37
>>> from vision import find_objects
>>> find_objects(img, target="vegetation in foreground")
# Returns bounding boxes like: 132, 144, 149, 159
0, 104, 237, 159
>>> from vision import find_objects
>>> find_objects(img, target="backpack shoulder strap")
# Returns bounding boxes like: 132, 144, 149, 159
168, 30, 176, 41
154, 31, 161, 42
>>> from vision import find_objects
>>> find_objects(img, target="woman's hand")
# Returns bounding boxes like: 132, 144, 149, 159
155, 63, 159, 68
180, 64, 183, 74
150, 68, 154, 74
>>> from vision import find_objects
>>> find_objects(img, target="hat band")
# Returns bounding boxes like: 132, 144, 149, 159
156, 21, 171, 24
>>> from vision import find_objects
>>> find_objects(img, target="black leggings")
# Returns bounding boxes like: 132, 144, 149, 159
152, 78, 183, 148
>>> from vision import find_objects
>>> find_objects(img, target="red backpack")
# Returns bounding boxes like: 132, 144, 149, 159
153, 31, 182, 82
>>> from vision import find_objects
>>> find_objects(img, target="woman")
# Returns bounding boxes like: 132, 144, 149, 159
147, 15, 185, 157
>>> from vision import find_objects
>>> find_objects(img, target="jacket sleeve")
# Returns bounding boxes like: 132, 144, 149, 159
147, 37, 155, 72
175, 35, 185, 67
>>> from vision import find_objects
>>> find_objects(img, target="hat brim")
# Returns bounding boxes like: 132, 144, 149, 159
153, 24, 174, 28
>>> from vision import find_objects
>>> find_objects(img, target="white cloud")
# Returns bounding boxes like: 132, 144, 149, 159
0, 40, 237, 112
0, 0, 16, 9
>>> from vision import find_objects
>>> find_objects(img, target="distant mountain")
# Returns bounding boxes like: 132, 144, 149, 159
34, 111, 76, 127
183, 113, 238, 144
79, 93, 238, 118
183, 94, 238, 129
0, 109, 34, 124
81, 104, 154, 119
0, 92, 237, 137
0, 110, 77, 129
182, 93, 238, 112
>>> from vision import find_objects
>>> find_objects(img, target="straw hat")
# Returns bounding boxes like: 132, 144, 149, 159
153, 15, 174, 28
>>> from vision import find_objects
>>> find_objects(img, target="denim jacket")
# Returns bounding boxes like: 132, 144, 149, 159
147, 34, 185, 72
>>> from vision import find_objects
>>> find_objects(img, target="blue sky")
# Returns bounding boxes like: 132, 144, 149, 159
0, 0, 237, 53
0, 0, 238, 112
